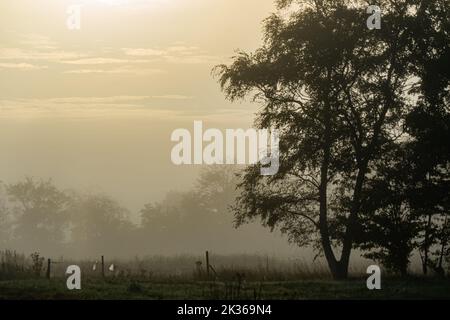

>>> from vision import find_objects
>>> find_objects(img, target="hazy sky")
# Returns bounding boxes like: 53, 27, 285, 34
0, 0, 277, 214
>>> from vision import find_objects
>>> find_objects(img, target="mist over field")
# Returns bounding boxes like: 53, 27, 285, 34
0, 0, 305, 260
0, 119, 309, 259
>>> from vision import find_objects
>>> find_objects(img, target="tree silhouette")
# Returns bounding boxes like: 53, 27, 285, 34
6, 178, 70, 255
400, 0, 449, 275
215, 0, 449, 279
356, 144, 421, 276
68, 193, 134, 257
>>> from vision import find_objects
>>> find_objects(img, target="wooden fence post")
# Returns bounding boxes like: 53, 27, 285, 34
101, 255, 105, 278
206, 251, 210, 279
46, 258, 51, 279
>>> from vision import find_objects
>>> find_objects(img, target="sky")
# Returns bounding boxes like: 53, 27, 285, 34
0, 0, 277, 215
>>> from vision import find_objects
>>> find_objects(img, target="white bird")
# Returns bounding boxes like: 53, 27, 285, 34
109, 264, 115, 272
93, 262, 98, 271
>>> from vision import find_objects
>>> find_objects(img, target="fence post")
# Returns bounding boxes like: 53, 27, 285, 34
206, 251, 210, 279
101, 255, 105, 278
46, 258, 51, 279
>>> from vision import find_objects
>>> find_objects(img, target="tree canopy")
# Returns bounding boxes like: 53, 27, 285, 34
216, 0, 449, 279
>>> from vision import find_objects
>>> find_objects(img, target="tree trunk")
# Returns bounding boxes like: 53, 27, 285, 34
319, 180, 341, 280
436, 216, 448, 276
319, 86, 347, 280
400, 265, 408, 278
422, 214, 432, 275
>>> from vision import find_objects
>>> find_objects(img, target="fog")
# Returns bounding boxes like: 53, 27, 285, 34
0, 0, 323, 262
0, 116, 308, 259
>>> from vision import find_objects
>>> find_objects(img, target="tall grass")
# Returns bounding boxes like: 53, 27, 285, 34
1, 250, 370, 282
0, 250, 32, 280
46, 253, 368, 281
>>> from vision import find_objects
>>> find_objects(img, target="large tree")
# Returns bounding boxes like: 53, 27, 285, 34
400, 0, 449, 275
215, 0, 448, 279
356, 144, 421, 276
406, 74, 450, 274
6, 178, 70, 255
68, 193, 134, 257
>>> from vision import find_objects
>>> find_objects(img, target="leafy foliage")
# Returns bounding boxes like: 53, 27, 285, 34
215, 0, 449, 278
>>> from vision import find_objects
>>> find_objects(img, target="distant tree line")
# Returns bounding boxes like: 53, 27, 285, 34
0, 167, 283, 259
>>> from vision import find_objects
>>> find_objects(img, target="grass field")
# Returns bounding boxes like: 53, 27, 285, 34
0, 277, 449, 300
1, 251, 449, 300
